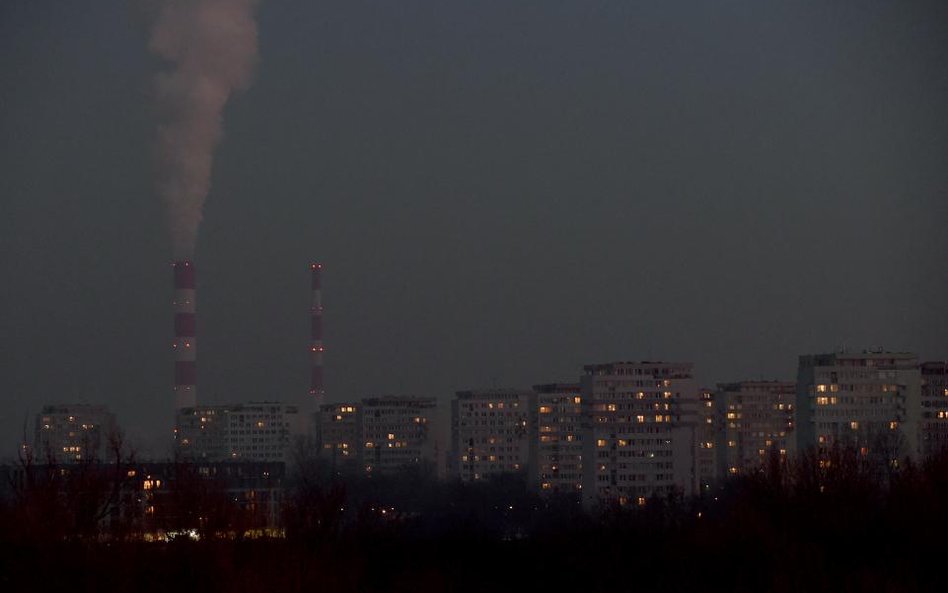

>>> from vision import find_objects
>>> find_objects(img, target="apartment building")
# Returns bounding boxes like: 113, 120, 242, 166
451, 389, 537, 482
581, 361, 699, 508
533, 383, 584, 494
716, 381, 795, 477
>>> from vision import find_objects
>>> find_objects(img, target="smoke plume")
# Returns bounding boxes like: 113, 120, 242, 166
149, 0, 261, 257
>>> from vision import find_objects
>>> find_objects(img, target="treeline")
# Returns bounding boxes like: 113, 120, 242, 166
2, 447, 947, 592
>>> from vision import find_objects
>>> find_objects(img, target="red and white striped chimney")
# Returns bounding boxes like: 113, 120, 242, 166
310, 262, 324, 402
173, 260, 197, 409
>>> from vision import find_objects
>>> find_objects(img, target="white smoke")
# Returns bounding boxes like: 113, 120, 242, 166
149, 0, 261, 256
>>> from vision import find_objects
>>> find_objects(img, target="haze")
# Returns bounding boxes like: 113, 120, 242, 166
1, 0, 945, 455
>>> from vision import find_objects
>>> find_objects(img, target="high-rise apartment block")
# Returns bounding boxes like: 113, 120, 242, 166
451, 389, 537, 482
316, 402, 361, 467
696, 388, 717, 493
716, 381, 795, 477
796, 351, 920, 459
317, 397, 439, 474
175, 402, 304, 463
920, 361, 948, 458
533, 383, 584, 493
361, 396, 437, 474
33, 404, 118, 464
581, 362, 699, 508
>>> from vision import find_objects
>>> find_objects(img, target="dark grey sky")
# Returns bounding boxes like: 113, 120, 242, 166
2, 0, 946, 455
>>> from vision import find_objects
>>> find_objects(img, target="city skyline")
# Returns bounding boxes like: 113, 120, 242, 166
2, 0, 946, 457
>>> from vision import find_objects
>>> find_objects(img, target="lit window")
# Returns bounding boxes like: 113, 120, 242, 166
636, 415, 645, 423
596, 439, 607, 447
816, 385, 827, 393
850, 421, 859, 430
539, 406, 552, 414
573, 396, 582, 404
607, 404, 617, 412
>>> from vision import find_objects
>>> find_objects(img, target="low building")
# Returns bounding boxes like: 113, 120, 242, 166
451, 389, 537, 482
175, 402, 304, 463
33, 404, 118, 464
132, 461, 286, 536
715, 381, 795, 477
533, 383, 584, 494
920, 361, 948, 458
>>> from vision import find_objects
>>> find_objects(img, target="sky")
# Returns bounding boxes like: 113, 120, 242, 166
1, 0, 946, 456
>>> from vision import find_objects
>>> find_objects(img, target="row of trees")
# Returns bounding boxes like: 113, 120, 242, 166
3, 443, 948, 591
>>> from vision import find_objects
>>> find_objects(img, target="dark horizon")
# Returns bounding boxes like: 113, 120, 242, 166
2, 0, 946, 455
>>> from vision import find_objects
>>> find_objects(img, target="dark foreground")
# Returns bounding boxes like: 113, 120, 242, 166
3, 450, 947, 592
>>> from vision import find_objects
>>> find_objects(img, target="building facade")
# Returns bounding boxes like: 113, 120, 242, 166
696, 387, 717, 493
581, 362, 699, 508
316, 402, 361, 468
533, 383, 584, 494
33, 404, 118, 464
920, 361, 948, 458
715, 381, 795, 477
796, 351, 920, 460
451, 389, 537, 483
175, 402, 304, 463
361, 396, 437, 475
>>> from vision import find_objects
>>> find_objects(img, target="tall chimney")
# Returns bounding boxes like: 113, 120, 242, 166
173, 260, 197, 409
310, 262, 324, 402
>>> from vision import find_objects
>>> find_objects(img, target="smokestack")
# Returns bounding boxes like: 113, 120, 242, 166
310, 262, 324, 402
173, 260, 197, 409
